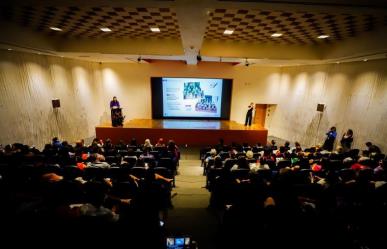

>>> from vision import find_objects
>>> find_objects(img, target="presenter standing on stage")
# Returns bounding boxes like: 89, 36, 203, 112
245, 102, 254, 126
110, 96, 123, 127
110, 96, 120, 109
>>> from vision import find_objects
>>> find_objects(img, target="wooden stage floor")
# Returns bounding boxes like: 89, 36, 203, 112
96, 119, 268, 146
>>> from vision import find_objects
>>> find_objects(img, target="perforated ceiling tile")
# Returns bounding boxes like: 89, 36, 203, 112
205, 9, 387, 44
0, 6, 181, 39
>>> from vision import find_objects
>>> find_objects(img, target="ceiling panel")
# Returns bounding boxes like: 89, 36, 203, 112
0, 6, 181, 39
205, 8, 387, 44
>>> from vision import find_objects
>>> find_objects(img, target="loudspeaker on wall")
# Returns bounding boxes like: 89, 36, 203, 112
52, 99, 60, 108
317, 103, 325, 112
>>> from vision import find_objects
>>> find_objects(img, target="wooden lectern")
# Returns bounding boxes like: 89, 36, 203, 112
111, 107, 124, 127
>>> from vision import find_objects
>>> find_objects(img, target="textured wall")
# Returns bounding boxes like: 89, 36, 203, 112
0, 51, 105, 148
1, 50, 386, 152
0, 54, 278, 148
267, 60, 387, 152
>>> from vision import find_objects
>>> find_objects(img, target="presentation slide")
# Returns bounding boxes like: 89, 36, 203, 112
162, 77, 223, 118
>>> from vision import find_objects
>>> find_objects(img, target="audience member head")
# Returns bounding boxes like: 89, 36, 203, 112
343, 157, 354, 168
210, 148, 217, 157
157, 138, 164, 146
294, 142, 302, 153
330, 126, 336, 132
229, 148, 237, 158
4, 144, 12, 153
42, 172, 63, 183
88, 154, 97, 163
96, 153, 105, 162
144, 138, 152, 147
246, 150, 254, 159
336, 145, 343, 154
168, 140, 177, 150
361, 150, 370, 158
52, 137, 61, 147
237, 156, 249, 169
130, 138, 137, 146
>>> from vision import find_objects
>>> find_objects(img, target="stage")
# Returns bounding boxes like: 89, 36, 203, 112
95, 119, 268, 146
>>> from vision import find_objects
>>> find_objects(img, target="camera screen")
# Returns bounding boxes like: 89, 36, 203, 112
166, 236, 191, 249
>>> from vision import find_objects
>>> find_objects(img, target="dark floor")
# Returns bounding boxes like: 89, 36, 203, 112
166, 159, 220, 249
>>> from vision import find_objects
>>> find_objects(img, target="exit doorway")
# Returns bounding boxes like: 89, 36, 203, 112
254, 104, 277, 128
254, 104, 266, 127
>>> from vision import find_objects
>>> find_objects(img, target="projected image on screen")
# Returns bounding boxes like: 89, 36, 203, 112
162, 78, 223, 118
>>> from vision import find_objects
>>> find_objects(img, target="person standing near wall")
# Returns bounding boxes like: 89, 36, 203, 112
245, 102, 254, 126
323, 126, 337, 151
340, 129, 353, 152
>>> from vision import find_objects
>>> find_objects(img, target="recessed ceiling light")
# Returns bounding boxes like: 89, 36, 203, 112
363, 58, 368, 62
100, 27, 112, 32
271, 33, 282, 37
150, 27, 160, 32
7, 48, 12, 51
224, 29, 234, 35
318, 35, 329, 39
336, 61, 340, 64
50, 27, 62, 31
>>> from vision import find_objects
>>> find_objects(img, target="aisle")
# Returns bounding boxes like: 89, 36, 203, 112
165, 159, 220, 249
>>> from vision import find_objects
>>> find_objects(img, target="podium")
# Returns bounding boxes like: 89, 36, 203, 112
111, 107, 124, 127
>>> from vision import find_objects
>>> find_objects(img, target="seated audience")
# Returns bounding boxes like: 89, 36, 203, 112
79, 181, 119, 223
143, 138, 153, 151
365, 141, 381, 155
155, 138, 165, 147
87, 154, 111, 168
